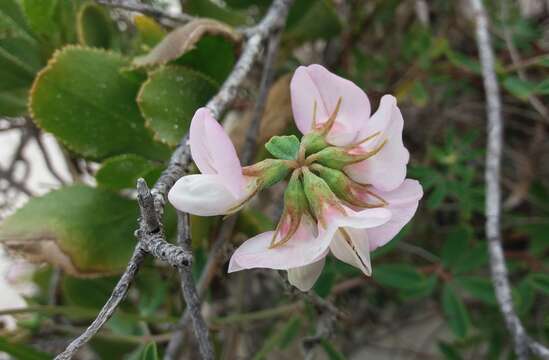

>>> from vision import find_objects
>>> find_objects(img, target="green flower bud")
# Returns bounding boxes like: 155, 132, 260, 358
301, 167, 344, 226
306, 141, 386, 170
243, 159, 294, 189
270, 169, 309, 248
310, 164, 387, 208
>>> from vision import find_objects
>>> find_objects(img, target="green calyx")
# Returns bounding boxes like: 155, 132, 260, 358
243, 159, 294, 189
265, 135, 301, 160
301, 167, 344, 225
270, 169, 309, 248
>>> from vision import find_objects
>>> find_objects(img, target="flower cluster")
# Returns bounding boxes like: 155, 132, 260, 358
169, 64, 423, 291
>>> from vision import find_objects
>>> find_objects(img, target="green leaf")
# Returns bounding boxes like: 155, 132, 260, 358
452, 243, 487, 274
30, 46, 169, 160
130, 342, 159, 360
175, 35, 236, 84
454, 275, 496, 305
77, 2, 112, 48
0, 185, 139, 276
528, 273, 549, 295
442, 284, 470, 338
137, 66, 217, 146
320, 339, 347, 360
96, 154, 162, 191
441, 225, 471, 270
184, 0, 248, 26
373, 264, 426, 290
502, 76, 536, 100
427, 181, 447, 209
286, 0, 341, 44
253, 316, 302, 360
438, 342, 463, 360
0, 87, 28, 116
534, 79, 549, 95
134, 15, 166, 49
62, 275, 118, 309
265, 135, 300, 160
0, 337, 52, 360
399, 275, 437, 299
445, 49, 480, 74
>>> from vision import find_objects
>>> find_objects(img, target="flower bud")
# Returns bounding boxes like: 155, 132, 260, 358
301, 167, 345, 227
243, 159, 294, 189
306, 140, 387, 170
270, 170, 309, 248
300, 97, 342, 156
310, 164, 387, 208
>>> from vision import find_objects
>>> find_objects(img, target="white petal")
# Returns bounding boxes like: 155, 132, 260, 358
287, 257, 326, 291
330, 228, 371, 276
168, 174, 242, 216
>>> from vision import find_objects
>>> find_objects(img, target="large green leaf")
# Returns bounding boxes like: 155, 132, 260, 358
30, 46, 169, 160
137, 66, 217, 146
455, 275, 496, 305
0, 185, 139, 276
96, 154, 162, 191
442, 284, 470, 338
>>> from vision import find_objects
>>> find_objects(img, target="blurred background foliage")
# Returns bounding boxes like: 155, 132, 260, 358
0, 0, 548, 359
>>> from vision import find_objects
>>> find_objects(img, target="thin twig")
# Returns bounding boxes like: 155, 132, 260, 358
469, 0, 549, 359
31, 126, 68, 185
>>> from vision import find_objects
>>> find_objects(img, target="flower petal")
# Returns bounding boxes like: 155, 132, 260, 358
287, 257, 326, 291
345, 95, 409, 191
367, 179, 423, 251
189, 108, 245, 196
290, 64, 371, 146
324, 206, 392, 230
168, 174, 246, 216
228, 215, 331, 271
330, 228, 371, 276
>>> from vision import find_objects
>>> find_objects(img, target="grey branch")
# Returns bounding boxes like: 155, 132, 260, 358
54, 246, 147, 360
469, 0, 549, 359
175, 212, 214, 360
95, 0, 193, 27
54, 0, 294, 359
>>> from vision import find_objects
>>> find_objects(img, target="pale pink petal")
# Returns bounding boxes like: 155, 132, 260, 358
290, 64, 371, 146
367, 179, 423, 251
287, 257, 326, 291
345, 95, 409, 191
324, 206, 392, 230
330, 228, 371, 276
168, 174, 250, 216
189, 108, 245, 196
228, 216, 331, 271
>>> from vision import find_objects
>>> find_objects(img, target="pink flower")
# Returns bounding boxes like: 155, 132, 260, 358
168, 108, 257, 216
229, 65, 422, 291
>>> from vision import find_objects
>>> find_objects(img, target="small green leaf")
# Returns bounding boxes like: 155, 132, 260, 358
30, 46, 169, 160
528, 273, 549, 295
320, 339, 347, 360
427, 181, 447, 209
502, 76, 536, 100
445, 49, 480, 74
0, 185, 139, 276
442, 284, 470, 338
265, 135, 300, 160
134, 15, 166, 49
534, 79, 549, 95
184, 0, 248, 26
137, 66, 217, 146
441, 226, 471, 270
96, 154, 162, 191
399, 275, 437, 299
438, 342, 463, 360
0, 337, 52, 360
286, 0, 341, 44
454, 276, 496, 305
452, 243, 487, 274
77, 2, 112, 48
133, 342, 159, 360
374, 264, 425, 290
